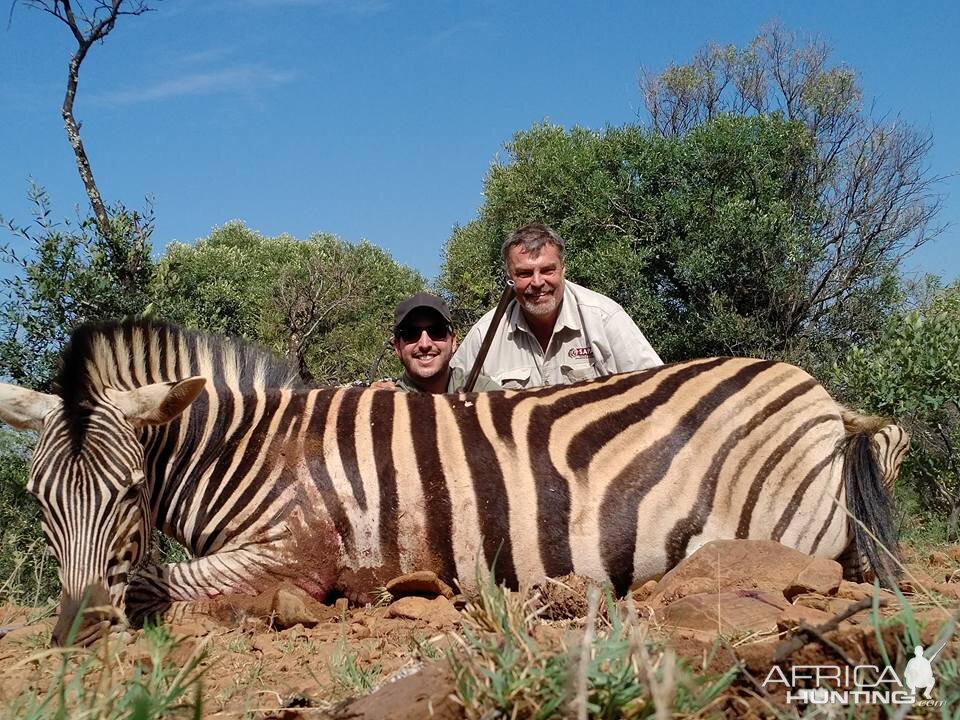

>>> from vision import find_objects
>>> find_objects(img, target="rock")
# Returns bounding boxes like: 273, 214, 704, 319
278, 623, 309, 639
928, 551, 951, 567
631, 580, 658, 602
656, 590, 788, 636
777, 604, 833, 632
331, 661, 460, 720
948, 547, 960, 563
0, 624, 47, 646
385, 571, 455, 600
647, 540, 843, 607
167, 620, 213, 638
898, 570, 938, 595
784, 557, 842, 599
271, 587, 323, 629
351, 622, 372, 639
252, 635, 282, 657
931, 583, 960, 600
387, 596, 461, 627
334, 598, 350, 615
791, 594, 873, 624
836, 580, 877, 601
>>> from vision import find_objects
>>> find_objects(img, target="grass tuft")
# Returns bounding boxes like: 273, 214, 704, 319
3, 623, 207, 719
328, 638, 383, 697
448, 573, 737, 719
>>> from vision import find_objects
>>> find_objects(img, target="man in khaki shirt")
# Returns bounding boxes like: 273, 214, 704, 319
449, 223, 662, 389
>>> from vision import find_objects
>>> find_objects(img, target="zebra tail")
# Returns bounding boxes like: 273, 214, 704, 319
843, 431, 901, 589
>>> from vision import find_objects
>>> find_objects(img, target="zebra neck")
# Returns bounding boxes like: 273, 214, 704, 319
143, 385, 323, 555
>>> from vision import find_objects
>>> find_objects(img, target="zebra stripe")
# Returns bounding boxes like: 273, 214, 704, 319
0, 320, 907, 643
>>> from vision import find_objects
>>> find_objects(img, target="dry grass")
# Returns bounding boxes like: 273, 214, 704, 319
448, 574, 738, 719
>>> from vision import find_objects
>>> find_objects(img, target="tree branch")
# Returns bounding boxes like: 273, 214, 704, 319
19, 0, 155, 238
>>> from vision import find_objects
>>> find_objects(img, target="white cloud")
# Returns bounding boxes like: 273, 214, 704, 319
92, 64, 295, 105
172, 47, 234, 68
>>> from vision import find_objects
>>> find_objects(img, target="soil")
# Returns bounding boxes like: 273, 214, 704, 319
0, 599, 461, 719
1, 548, 958, 719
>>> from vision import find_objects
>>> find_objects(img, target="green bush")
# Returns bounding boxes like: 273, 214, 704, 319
150, 221, 425, 384
833, 280, 960, 538
0, 183, 155, 392
0, 427, 59, 605
439, 115, 902, 373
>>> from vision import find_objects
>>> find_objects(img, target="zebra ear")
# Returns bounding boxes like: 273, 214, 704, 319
105, 377, 207, 427
0, 383, 62, 432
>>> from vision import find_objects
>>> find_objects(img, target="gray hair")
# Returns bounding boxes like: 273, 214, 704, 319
500, 222, 566, 267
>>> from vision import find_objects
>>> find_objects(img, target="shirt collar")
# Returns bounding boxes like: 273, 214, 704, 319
396, 373, 420, 391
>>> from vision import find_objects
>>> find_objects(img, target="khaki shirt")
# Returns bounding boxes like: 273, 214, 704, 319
450, 280, 662, 389
394, 365, 501, 393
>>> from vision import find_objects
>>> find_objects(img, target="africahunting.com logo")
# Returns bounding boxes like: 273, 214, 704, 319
763, 643, 944, 707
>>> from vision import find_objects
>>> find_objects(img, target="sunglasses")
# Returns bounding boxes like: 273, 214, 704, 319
395, 324, 451, 343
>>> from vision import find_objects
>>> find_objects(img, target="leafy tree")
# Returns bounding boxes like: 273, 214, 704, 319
150, 221, 425, 384
833, 281, 960, 537
14, 0, 155, 239
640, 23, 942, 341
441, 114, 898, 368
441, 23, 942, 374
0, 183, 155, 390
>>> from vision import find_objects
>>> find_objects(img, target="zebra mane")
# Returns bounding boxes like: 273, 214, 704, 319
54, 319, 302, 450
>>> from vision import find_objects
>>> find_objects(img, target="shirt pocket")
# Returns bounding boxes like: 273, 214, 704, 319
494, 366, 533, 390
561, 361, 601, 384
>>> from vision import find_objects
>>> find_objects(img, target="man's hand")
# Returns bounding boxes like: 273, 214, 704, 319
370, 379, 397, 390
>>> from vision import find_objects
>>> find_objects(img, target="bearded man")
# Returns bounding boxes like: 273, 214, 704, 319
450, 223, 661, 390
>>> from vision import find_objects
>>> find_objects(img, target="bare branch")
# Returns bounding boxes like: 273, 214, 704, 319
17, 0, 156, 238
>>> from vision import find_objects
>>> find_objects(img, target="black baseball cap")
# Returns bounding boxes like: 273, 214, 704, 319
393, 293, 453, 331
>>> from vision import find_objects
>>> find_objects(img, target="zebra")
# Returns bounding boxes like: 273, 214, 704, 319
0, 320, 907, 645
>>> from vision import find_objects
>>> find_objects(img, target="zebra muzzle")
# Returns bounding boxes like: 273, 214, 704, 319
51, 583, 123, 647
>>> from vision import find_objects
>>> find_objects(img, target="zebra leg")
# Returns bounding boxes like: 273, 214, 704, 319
124, 543, 340, 624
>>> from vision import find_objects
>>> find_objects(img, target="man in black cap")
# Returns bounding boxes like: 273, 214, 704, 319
376, 292, 500, 393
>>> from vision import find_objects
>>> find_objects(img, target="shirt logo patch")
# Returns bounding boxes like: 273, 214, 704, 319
568, 347, 594, 358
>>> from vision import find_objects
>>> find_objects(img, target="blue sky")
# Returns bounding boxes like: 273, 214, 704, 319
1, 0, 957, 284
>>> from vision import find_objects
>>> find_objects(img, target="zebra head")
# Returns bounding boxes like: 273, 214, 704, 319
0, 377, 205, 646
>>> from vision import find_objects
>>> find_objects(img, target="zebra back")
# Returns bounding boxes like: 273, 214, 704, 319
54, 319, 301, 447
